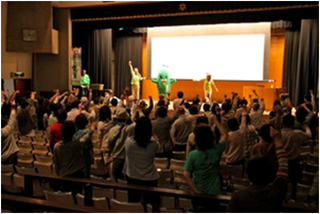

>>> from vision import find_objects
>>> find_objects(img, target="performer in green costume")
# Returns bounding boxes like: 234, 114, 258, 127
151, 68, 177, 97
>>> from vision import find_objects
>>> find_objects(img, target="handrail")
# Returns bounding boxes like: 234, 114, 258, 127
23, 172, 231, 206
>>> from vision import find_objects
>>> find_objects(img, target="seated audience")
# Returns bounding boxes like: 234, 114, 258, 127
17, 98, 36, 136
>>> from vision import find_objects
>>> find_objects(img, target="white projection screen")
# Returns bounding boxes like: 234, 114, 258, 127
147, 23, 271, 81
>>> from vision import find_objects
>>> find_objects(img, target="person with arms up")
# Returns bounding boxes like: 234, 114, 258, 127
227, 127, 288, 212
128, 61, 143, 100
183, 114, 228, 212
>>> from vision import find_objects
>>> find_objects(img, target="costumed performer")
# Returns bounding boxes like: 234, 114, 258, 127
151, 67, 176, 98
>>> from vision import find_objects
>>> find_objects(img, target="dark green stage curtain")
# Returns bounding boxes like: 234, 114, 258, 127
114, 32, 143, 97
81, 29, 112, 92
283, 19, 319, 108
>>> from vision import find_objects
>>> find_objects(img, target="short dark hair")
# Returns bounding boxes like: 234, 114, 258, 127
19, 98, 29, 109
252, 103, 260, 111
228, 118, 239, 131
75, 114, 88, 129
282, 114, 295, 128
156, 106, 168, 118
134, 117, 152, 148
196, 116, 209, 125
203, 104, 211, 112
222, 103, 232, 113
246, 157, 276, 186
99, 105, 112, 121
111, 98, 118, 107
61, 121, 76, 141
260, 124, 273, 143
194, 125, 214, 151
56, 109, 67, 122
93, 97, 100, 105
304, 94, 312, 102
177, 91, 184, 98
189, 105, 199, 115
240, 99, 248, 106
295, 106, 307, 123
71, 100, 80, 109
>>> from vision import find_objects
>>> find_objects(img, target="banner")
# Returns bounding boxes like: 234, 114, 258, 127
70, 47, 82, 86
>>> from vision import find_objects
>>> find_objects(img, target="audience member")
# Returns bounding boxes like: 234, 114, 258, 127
124, 117, 160, 212
17, 98, 36, 136
186, 116, 209, 155
152, 106, 176, 160
49, 108, 67, 152
1, 107, 19, 165
227, 127, 288, 212
104, 107, 134, 181
282, 114, 312, 200
170, 107, 193, 151
173, 91, 184, 110
183, 114, 228, 212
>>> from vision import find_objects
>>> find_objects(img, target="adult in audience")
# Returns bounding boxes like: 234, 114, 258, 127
227, 127, 288, 212
152, 106, 176, 161
183, 114, 228, 212
66, 100, 80, 121
250, 124, 278, 173
170, 107, 193, 151
104, 107, 134, 181
249, 102, 265, 130
1, 107, 19, 165
97, 105, 115, 143
72, 114, 94, 178
224, 113, 247, 174
53, 121, 90, 193
220, 102, 235, 131
281, 114, 312, 200
186, 116, 209, 155
17, 98, 36, 136
173, 91, 185, 110
49, 109, 67, 152
124, 117, 160, 212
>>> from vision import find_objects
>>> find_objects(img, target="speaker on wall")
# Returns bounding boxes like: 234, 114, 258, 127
10, 72, 25, 78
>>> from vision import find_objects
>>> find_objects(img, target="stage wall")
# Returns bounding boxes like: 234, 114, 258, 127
141, 29, 285, 108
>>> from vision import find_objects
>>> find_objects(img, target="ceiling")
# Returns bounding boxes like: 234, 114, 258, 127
52, 1, 160, 8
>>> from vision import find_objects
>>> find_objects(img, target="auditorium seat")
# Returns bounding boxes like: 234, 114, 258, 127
110, 198, 144, 213
32, 143, 50, 156
172, 170, 188, 189
304, 162, 319, 173
34, 161, 54, 175
17, 142, 33, 154
115, 189, 128, 202
92, 186, 114, 198
157, 169, 173, 188
44, 190, 75, 205
1, 172, 13, 186
154, 157, 169, 169
301, 171, 316, 186
161, 196, 176, 209
17, 136, 33, 144
32, 136, 47, 145
172, 151, 186, 160
76, 193, 110, 210
17, 152, 34, 168
169, 159, 185, 171
178, 198, 193, 212
159, 207, 184, 213
308, 153, 319, 164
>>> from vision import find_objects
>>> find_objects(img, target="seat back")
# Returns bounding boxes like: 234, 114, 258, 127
110, 198, 144, 213
44, 190, 75, 205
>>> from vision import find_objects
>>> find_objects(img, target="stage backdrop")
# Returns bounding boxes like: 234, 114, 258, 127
70, 47, 82, 87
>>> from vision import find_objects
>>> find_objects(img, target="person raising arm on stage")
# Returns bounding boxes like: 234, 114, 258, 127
128, 61, 143, 100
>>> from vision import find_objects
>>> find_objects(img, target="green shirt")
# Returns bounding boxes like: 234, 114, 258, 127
183, 140, 226, 195
81, 74, 90, 85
